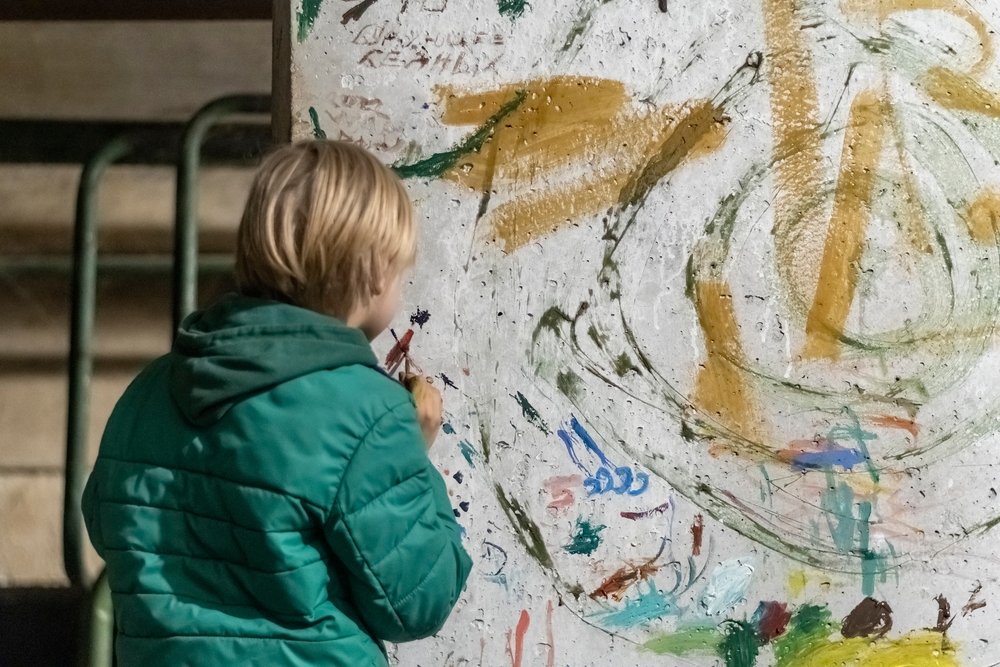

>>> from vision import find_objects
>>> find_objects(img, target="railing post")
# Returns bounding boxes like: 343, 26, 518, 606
173, 94, 271, 334
65, 136, 132, 588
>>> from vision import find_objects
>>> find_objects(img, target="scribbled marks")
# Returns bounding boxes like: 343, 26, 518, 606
591, 547, 661, 601
308, 107, 327, 139
341, 0, 378, 24
621, 501, 670, 520
932, 595, 954, 633
559, 415, 649, 495
495, 484, 553, 570
841, 597, 893, 638
700, 558, 754, 616
296, 0, 323, 42
506, 610, 530, 667
439, 373, 458, 390
544, 475, 581, 512
384, 328, 413, 374
691, 514, 704, 556
409, 307, 430, 328
512, 391, 549, 434
482, 541, 508, 587
564, 517, 606, 556
802, 89, 891, 359
962, 582, 986, 615
496, 0, 528, 19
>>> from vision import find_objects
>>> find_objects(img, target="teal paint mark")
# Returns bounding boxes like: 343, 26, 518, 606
644, 626, 721, 656
308, 107, 326, 140
442, 422, 456, 435
458, 440, 476, 467
593, 581, 679, 628
700, 558, 754, 616
513, 391, 550, 434
820, 472, 857, 553
497, 0, 529, 19
720, 620, 760, 667
759, 464, 773, 505
392, 90, 527, 180
296, 0, 324, 42
564, 517, 605, 555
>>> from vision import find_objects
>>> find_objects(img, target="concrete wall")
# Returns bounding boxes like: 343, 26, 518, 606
291, 0, 1000, 665
0, 21, 268, 586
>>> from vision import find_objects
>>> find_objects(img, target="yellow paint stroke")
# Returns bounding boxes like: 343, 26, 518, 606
761, 0, 826, 309
803, 89, 891, 359
693, 279, 765, 443
921, 65, 1000, 118
841, 0, 994, 74
964, 189, 1000, 244
434, 78, 729, 253
791, 631, 959, 667
787, 570, 807, 598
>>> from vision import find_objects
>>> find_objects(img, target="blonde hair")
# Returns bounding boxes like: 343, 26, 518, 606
235, 140, 415, 319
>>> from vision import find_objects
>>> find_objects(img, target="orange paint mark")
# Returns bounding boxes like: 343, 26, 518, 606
506, 610, 530, 667
591, 559, 659, 601
963, 189, 1000, 245
802, 89, 891, 359
922, 66, 1000, 118
433, 77, 728, 253
693, 279, 767, 443
870, 415, 919, 439
545, 600, 555, 667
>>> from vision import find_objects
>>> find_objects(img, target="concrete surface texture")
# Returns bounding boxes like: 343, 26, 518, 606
292, 0, 1000, 665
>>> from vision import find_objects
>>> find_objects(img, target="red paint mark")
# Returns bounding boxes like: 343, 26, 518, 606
755, 601, 791, 641
543, 475, 582, 512
506, 610, 530, 667
621, 501, 671, 520
545, 600, 555, 667
479, 637, 486, 667
462, 368, 471, 376
385, 328, 414, 374
871, 415, 919, 439
776, 438, 831, 463
691, 514, 704, 556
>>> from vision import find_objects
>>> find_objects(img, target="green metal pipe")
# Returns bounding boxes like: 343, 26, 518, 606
84, 568, 114, 667
65, 136, 133, 588
0, 254, 235, 277
174, 95, 270, 333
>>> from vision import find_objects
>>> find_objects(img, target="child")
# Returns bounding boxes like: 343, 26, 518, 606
82, 140, 472, 667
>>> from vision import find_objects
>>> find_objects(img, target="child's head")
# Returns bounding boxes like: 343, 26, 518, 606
235, 140, 415, 338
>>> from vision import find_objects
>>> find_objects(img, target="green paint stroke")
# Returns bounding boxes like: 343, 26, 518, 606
534, 306, 572, 345
393, 90, 527, 180
497, 0, 529, 19
564, 517, 605, 555
495, 484, 553, 570
513, 391, 550, 434
644, 626, 721, 656
479, 421, 491, 463
772, 604, 837, 667
308, 107, 326, 140
720, 620, 760, 667
458, 440, 476, 467
297, 0, 323, 42
613, 352, 636, 377
556, 370, 583, 400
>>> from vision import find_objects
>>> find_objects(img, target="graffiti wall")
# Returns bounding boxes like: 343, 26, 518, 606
288, 0, 1000, 664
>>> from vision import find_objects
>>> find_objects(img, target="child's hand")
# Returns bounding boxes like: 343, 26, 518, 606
401, 373, 443, 449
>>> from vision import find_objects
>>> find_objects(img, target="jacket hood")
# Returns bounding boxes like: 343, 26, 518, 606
170, 294, 378, 427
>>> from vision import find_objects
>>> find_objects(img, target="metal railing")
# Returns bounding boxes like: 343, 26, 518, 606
52, 94, 271, 667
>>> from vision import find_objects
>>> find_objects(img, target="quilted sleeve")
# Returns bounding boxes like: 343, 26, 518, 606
324, 400, 473, 642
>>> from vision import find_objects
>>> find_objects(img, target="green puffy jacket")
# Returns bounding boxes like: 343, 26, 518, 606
82, 294, 472, 667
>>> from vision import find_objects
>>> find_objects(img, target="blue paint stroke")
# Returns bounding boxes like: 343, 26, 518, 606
458, 440, 476, 467
558, 415, 649, 496
593, 581, 680, 628
699, 557, 754, 616
791, 448, 866, 472
829, 407, 880, 483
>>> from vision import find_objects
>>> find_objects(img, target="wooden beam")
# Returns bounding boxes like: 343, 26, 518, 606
0, 0, 271, 21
